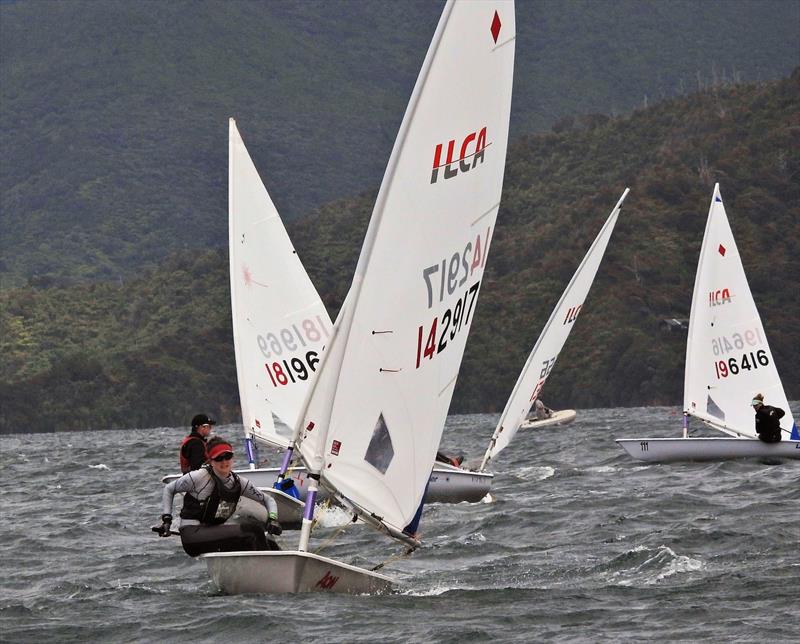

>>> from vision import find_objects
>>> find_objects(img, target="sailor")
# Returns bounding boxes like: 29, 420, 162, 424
179, 413, 215, 473
435, 450, 464, 467
532, 398, 553, 421
751, 393, 784, 443
158, 436, 283, 556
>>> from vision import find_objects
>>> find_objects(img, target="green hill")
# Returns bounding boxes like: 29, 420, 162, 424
1, 0, 798, 286
1, 72, 797, 432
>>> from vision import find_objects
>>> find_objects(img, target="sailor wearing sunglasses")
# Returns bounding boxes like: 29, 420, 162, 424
159, 436, 282, 556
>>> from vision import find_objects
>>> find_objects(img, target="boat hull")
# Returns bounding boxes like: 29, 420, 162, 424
426, 463, 493, 502
230, 490, 304, 531
202, 550, 394, 595
519, 409, 576, 430
616, 437, 800, 463
164, 465, 492, 506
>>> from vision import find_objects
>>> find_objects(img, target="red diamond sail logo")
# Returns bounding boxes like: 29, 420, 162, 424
490, 11, 501, 43
718, 244, 726, 256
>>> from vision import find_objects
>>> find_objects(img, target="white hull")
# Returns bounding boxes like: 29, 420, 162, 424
426, 463, 493, 502
164, 465, 492, 507
616, 437, 800, 463
519, 409, 576, 430
202, 550, 394, 595
231, 490, 304, 531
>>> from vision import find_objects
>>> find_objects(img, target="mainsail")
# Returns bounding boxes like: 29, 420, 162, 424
480, 189, 628, 470
683, 184, 795, 438
228, 119, 333, 451
295, 0, 516, 536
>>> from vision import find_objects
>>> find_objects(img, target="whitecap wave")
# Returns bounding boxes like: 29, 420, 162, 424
314, 504, 356, 528
517, 465, 555, 480
610, 545, 704, 586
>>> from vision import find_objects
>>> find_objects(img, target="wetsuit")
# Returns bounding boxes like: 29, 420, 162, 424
755, 405, 785, 443
163, 466, 279, 557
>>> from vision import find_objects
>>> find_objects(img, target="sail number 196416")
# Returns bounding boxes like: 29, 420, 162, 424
714, 350, 770, 379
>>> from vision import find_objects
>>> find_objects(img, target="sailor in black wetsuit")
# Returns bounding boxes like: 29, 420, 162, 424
751, 393, 785, 443
158, 437, 282, 556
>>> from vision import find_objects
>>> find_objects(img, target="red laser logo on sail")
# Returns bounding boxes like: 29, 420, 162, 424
430, 127, 489, 184
709, 288, 732, 307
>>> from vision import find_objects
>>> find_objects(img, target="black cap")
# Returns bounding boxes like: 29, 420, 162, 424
191, 413, 216, 428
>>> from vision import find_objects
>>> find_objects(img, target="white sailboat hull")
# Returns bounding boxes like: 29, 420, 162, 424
616, 437, 800, 463
519, 409, 577, 430
426, 463, 493, 502
202, 550, 394, 595
231, 490, 304, 531
163, 465, 492, 508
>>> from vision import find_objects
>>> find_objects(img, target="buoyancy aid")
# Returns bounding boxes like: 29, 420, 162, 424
180, 465, 242, 525
179, 432, 208, 473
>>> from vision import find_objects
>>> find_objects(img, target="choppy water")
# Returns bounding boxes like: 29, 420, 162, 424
2, 405, 798, 643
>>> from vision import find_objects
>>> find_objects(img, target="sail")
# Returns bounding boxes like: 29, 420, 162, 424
480, 189, 628, 470
228, 118, 333, 449
296, 0, 516, 534
683, 184, 794, 438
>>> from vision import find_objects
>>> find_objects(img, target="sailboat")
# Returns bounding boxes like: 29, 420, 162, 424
616, 184, 799, 462
163, 119, 493, 508
201, 0, 516, 594
479, 189, 629, 472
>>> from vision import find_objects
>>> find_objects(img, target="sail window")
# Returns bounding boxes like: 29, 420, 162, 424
706, 395, 725, 421
364, 413, 394, 474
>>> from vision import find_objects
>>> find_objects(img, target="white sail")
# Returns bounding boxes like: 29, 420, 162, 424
296, 0, 516, 535
683, 184, 794, 438
480, 189, 628, 470
229, 119, 333, 449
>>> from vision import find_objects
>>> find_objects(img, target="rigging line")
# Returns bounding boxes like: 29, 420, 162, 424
309, 496, 332, 534
492, 34, 516, 52
370, 546, 416, 572
312, 510, 356, 556
438, 373, 458, 397
471, 202, 500, 226
432, 141, 494, 170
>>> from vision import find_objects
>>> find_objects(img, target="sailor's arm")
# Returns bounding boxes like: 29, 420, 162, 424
162, 471, 204, 516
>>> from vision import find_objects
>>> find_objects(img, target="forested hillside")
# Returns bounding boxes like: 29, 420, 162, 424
2, 0, 798, 286
2, 73, 797, 433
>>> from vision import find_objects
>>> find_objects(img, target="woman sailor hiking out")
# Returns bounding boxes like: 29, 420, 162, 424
158, 436, 283, 556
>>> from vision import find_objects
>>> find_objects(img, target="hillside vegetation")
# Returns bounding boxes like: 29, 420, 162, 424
1, 72, 798, 432
2, 0, 798, 286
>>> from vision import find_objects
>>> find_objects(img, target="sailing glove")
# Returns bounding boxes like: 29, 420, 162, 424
266, 518, 282, 536
158, 514, 173, 537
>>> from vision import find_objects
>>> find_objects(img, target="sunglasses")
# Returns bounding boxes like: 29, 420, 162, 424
211, 452, 234, 462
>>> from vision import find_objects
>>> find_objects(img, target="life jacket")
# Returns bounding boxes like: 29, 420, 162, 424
179, 432, 208, 473
180, 465, 242, 525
